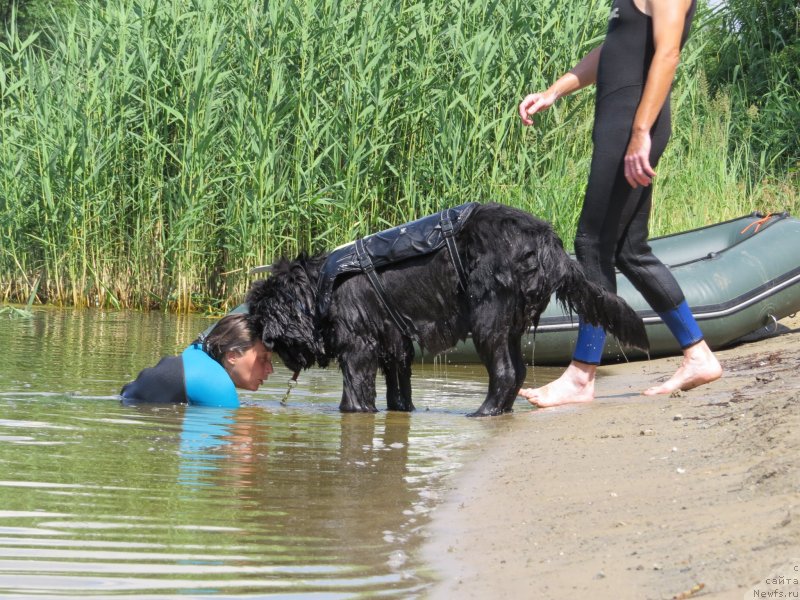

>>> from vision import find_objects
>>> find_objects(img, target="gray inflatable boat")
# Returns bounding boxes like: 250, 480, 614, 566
438, 212, 800, 365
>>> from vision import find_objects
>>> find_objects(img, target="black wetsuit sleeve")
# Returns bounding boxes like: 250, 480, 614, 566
120, 355, 187, 404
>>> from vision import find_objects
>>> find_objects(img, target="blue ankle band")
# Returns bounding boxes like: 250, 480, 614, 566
572, 321, 606, 365
658, 300, 704, 349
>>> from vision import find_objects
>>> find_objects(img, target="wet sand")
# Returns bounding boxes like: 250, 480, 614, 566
424, 314, 800, 599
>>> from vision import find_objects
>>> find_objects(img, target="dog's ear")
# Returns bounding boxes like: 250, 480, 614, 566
246, 265, 324, 371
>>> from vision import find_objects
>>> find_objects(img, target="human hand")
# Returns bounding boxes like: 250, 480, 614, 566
624, 129, 656, 188
518, 92, 557, 126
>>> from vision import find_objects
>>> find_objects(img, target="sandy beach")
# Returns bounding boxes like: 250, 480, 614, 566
424, 314, 800, 599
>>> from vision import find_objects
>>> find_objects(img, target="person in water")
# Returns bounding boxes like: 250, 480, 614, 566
121, 313, 273, 407
517, 0, 722, 407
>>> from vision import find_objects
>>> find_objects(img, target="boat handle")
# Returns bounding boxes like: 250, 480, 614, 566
765, 313, 778, 334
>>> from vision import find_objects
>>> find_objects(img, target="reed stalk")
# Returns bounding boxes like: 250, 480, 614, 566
1, 0, 796, 310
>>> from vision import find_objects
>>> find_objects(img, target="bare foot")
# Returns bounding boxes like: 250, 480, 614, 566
519, 361, 597, 407
644, 340, 722, 395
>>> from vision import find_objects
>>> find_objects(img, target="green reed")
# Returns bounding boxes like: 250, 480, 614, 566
1, 0, 796, 310
702, 0, 799, 174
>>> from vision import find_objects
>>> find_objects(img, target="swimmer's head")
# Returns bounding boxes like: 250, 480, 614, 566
200, 314, 273, 390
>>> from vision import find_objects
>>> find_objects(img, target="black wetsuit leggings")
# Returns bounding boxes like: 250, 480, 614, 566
574, 88, 685, 313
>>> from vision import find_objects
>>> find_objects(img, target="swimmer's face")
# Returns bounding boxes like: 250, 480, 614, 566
226, 341, 274, 391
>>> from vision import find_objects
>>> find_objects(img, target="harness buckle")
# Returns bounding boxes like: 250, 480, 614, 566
440, 214, 455, 236
355, 239, 375, 272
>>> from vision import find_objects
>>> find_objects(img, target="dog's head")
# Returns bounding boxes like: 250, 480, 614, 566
246, 256, 325, 372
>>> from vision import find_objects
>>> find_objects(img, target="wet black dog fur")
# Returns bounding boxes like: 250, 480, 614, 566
246, 203, 649, 416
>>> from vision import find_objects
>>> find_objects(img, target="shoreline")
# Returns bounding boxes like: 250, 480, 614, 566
423, 315, 800, 599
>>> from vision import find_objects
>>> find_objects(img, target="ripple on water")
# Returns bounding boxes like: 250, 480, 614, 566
0, 308, 550, 597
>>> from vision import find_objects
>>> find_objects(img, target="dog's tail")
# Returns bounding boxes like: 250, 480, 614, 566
548, 251, 650, 353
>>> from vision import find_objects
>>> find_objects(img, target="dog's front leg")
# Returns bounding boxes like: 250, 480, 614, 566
339, 348, 379, 413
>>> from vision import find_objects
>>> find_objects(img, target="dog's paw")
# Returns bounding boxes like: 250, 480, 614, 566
466, 407, 513, 418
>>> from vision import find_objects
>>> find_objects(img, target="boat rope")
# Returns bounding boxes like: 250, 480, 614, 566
740, 213, 773, 234
281, 370, 301, 405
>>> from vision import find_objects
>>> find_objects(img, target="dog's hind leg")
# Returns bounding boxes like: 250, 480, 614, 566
382, 342, 415, 412
504, 332, 527, 412
468, 324, 526, 417
339, 346, 380, 413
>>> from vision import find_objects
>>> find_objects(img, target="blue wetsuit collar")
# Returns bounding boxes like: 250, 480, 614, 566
182, 344, 240, 408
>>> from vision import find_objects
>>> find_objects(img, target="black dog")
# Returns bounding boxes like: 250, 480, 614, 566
247, 203, 648, 416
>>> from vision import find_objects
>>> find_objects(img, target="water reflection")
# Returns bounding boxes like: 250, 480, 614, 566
0, 308, 553, 597
172, 404, 424, 582
178, 406, 242, 490
0, 397, 445, 596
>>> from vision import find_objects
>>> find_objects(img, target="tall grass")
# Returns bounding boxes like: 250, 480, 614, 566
702, 0, 799, 174
1, 0, 797, 310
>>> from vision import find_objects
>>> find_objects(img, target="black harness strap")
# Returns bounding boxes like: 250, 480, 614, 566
440, 209, 469, 291
355, 238, 419, 341
316, 202, 478, 321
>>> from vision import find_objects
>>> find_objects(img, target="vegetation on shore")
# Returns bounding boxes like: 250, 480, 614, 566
1, 0, 797, 311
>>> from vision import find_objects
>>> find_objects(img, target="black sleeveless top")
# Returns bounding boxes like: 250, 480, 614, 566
597, 0, 697, 102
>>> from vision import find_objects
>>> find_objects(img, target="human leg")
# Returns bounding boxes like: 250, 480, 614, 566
519, 321, 604, 407
518, 360, 597, 407
615, 192, 722, 394
643, 341, 722, 395
643, 302, 722, 395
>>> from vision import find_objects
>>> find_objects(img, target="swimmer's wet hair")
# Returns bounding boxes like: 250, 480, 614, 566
195, 313, 261, 364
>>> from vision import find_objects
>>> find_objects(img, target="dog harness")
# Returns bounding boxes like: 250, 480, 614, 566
317, 202, 479, 340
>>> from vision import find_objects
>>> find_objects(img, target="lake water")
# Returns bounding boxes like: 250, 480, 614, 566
0, 308, 556, 598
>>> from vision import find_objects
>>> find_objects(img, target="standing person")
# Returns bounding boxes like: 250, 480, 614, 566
517, 0, 721, 407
